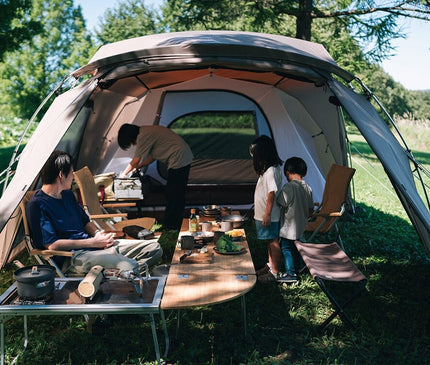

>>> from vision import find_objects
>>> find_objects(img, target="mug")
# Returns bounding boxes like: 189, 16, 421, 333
221, 220, 233, 232
180, 235, 195, 250
201, 221, 212, 232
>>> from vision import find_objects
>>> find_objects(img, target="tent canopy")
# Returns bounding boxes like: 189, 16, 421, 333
1, 30, 429, 267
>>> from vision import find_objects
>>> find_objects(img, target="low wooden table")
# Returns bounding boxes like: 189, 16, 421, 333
161, 221, 256, 335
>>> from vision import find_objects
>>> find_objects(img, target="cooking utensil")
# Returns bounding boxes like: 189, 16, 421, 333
179, 250, 192, 263
13, 265, 56, 300
220, 214, 246, 228
221, 220, 233, 231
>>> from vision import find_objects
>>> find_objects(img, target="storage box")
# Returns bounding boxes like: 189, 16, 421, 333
113, 178, 143, 199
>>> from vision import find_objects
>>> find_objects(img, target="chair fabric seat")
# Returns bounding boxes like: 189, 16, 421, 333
296, 242, 366, 282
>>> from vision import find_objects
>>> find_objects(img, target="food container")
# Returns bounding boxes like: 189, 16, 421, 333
202, 205, 220, 217
221, 214, 246, 229
221, 220, 233, 232
13, 265, 56, 300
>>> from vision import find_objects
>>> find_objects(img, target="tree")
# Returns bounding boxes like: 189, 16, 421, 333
0, 0, 95, 119
0, 0, 41, 60
360, 64, 413, 118
95, 0, 159, 45
162, 0, 430, 62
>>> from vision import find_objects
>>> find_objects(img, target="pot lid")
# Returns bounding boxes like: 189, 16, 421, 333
14, 265, 55, 283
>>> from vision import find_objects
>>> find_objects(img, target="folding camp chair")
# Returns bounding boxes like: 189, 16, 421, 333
305, 164, 355, 248
20, 191, 74, 277
73, 166, 155, 232
295, 240, 367, 331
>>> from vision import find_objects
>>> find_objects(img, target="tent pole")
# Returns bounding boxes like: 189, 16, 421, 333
352, 78, 430, 211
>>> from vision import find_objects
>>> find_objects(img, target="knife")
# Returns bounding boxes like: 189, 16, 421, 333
179, 250, 192, 263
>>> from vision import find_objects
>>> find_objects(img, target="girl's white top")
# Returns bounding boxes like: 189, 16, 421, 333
253, 165, 282, 222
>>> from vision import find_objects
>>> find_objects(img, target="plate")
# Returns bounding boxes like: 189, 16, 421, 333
213, 247, 247, 255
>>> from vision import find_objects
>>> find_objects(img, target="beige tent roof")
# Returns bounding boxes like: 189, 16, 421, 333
73, 30, 354, 82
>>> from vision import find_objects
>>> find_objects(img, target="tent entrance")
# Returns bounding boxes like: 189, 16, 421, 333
138, 90, 273, 207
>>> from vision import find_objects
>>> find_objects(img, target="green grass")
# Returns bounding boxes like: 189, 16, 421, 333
1, 122, 430, 364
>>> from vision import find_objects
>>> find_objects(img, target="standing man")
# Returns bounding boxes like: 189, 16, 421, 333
117, 123, 193, 231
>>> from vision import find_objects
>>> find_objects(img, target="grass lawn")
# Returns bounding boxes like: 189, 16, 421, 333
1, 123, 430, 364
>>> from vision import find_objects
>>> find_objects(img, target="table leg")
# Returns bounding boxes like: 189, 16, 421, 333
0, 315, 28, 365
241, 295, 247, 337
160, 309, 169, 358
23, 315, 28, 351
1, 315, 4, 365
149, 313, 161, 365
175, 309, 182, 339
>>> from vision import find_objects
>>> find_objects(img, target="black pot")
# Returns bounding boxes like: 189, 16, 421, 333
13, 265, 56, 300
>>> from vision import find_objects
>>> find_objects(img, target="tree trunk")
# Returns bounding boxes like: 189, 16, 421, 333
296, 0, 313, 40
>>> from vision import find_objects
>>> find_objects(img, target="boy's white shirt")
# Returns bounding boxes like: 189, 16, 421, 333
254, 165, 282, 222
277, 179, 313, 240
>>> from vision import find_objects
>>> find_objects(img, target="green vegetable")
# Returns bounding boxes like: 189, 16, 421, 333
216, 234, 241, 252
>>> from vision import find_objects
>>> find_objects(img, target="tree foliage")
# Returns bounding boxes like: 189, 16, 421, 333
0, 0, 429, 128
0, 0, 95, 119
159, 0, 430, 120
0, 0, 41, 60
95, 0, 159, 45
162, 0, 430, 62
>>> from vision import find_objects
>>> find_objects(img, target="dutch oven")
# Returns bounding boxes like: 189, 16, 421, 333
13, 265, 56, 300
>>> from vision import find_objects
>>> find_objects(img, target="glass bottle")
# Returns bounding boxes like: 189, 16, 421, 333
189, 208, 198, 235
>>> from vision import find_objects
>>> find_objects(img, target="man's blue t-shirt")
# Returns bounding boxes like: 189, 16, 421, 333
26, 189, 90, 249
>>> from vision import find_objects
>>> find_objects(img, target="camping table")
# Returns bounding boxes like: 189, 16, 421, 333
161, 220, 256, 335
0, 276, 168, 365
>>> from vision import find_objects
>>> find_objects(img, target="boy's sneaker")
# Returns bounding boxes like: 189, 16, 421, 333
257, 270, 276, 283
256, 263, 271, 276
276, 272, 298, 283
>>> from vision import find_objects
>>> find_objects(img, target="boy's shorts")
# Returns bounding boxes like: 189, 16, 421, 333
255, 220, 279, 240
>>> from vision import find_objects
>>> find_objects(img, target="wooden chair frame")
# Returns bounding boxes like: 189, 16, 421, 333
305, 164, 356, 248
73, 166, 155, 232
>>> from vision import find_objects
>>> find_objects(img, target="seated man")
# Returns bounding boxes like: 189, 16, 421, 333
26, 150, 163, 275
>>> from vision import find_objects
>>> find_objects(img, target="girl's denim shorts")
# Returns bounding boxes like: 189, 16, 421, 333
254, 220, 279, 240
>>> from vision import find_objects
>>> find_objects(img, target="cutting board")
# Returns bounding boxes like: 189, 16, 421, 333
181, 252, 214, 264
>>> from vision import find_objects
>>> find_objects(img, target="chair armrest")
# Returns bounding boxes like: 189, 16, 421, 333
30, 248, 74, 257
89, 213, 128, 219
315, 212, 343, 218
103, 202, 137, 208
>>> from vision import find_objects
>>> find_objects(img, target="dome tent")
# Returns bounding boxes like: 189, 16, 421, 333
1, 31, 429, 266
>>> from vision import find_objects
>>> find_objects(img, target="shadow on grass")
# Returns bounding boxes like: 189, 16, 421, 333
2, 203, 430, 364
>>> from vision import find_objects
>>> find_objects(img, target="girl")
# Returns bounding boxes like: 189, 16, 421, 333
249, 135, 284, 283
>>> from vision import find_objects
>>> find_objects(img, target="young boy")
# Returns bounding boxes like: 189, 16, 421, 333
276, 157, 314, 283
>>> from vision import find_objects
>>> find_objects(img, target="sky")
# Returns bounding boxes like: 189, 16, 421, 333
75, 0, 430, 91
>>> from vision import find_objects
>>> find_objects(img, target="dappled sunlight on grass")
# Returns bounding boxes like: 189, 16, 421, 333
1, 119, 430, 364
